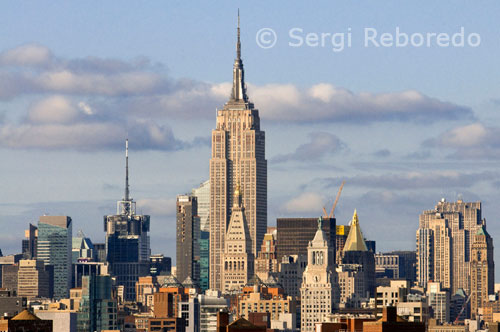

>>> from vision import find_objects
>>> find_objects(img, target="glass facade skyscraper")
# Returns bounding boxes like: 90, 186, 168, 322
36, 215, 72, 299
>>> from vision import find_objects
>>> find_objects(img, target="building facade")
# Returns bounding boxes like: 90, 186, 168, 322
300, 218, 338, 332
470, 226, 494, 319
254, 230, 279, 281
277, 217, 336, 262
37, 215, 72, 299
417, 199, 483, 295
176, 195, 201, 285
221, 186, 254, 293
17, 259, 51, 299
209, 15, 267, 290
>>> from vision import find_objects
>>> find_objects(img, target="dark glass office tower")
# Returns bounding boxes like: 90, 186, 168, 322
276, 217, 336, 262
104, 140, 150, 301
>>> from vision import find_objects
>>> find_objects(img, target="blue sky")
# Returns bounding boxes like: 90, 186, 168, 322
1, 1, 500, 275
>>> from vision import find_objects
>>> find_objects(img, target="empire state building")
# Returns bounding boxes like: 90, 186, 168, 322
209, 13, 267, 291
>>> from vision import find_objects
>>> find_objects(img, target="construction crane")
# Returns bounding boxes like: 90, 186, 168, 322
323, 180, 345, 219
453, 291, 472, 325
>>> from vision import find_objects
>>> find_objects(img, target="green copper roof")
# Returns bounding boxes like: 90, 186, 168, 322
476, 226, 490, 237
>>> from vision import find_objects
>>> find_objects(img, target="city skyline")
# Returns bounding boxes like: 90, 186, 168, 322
1, 1, 500, 279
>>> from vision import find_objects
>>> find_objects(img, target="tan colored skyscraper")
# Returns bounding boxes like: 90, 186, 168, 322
209, 14, 267, 290
418, 199, 483, 294
470, 226, 494, 318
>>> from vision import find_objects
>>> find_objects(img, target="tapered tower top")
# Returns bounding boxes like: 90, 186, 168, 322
230, 10, 248, 102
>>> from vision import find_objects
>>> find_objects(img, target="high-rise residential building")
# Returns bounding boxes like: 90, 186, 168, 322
300, 218, 338, 332
22, 224, 37, 259
417, 199, 483, 295
37, 215, 72, 299
77, 275, 117, 332
104, 140, 150, 301
254, 229, 279, 281
470, 226, 494, 319
426, 282, 450, 324
221, 186, 254, 293
192, 180, 210, 233
276, 217, 336, 262
341, 210, 376, 299
416, 213, 452, 290
177, 195, 201, 285
209, 14, 267, 290
0, 254, 22, 289
17, 259, 51, 299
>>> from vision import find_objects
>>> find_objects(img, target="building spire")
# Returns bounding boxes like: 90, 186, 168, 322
236, 9, 241, 60
231, 9, 248, 102
125, 139, 130, 201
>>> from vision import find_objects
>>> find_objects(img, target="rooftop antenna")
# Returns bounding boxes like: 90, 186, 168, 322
125, 139, 130, 201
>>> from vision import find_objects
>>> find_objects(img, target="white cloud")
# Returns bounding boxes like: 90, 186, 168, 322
319, 170, 497, 191
273, 132, 346, 162
425, 123, 500, 159
136, 198, 176, 216
27, 95, 80, 124
0, 44, 472, 125
247, 84, 472, 123
0, 44, 52, 67
282, 192, 326, 214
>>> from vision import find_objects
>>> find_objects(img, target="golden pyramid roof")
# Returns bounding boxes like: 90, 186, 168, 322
343, 210, 368, 252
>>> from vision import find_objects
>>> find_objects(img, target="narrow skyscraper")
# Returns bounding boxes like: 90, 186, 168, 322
470, 226, 494, 319
104, 139, 150, 301
176, 194, 201, 285
209, 13, 267, 290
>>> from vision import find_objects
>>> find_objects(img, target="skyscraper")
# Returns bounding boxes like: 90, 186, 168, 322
300, 217, 338, 332
37, 215, 72, 299
104, 139, 150, 301
276, 217, 336, 262
22, 224, 37, 259
470, 226, 494, 319
209, 13, 267, 290
77, 275, 118, 332
176, 194, 201, 284
192, 180, 210, 233
341, 210, 376, 299
221, 185, 254, 293
417, 199, 483, 294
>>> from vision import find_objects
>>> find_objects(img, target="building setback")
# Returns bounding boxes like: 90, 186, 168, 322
470, 226, 494, 319
417, 199, 483, 295
209, 14, 267, 290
